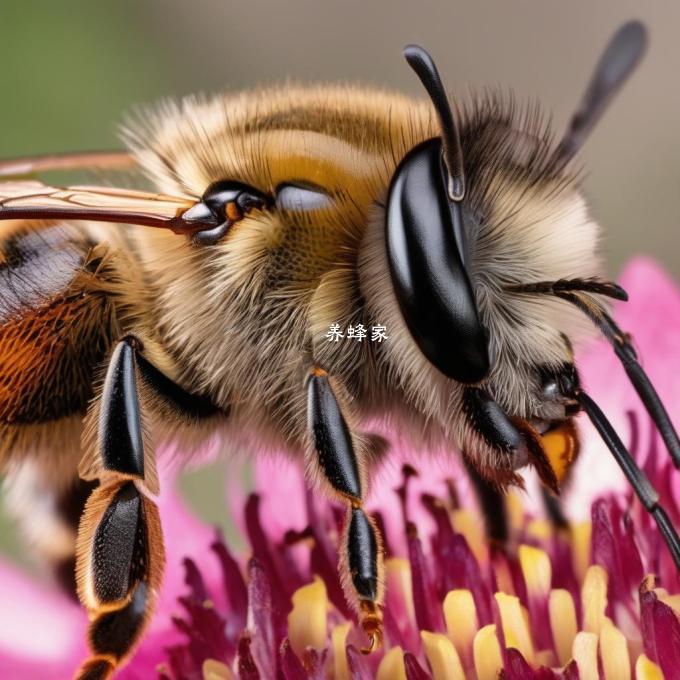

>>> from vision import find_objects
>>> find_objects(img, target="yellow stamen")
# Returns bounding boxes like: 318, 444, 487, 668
376, 646, 407, 680
287, 576, 328, 659
386, 557, 416, 622
572, 631, 599, 680
443, 589, 478, 664
506, 490, 525, 532
659, 591, 680, 614
526, 519, 553, 542
635, 654, 664, 680
421, 631, 466, 680
535, 649, 556, 667
473, 624, 503, 680
548, 588, 578, 666
571, 522, 592, 583
202, 659, 234, 680
495, 592, 535, 663
494, 558, 515, 596
581, 565, 608, 634
600, 620, 631, 680
519, 544, 552, 600
451, 509, 487, 564
331, 622, 352, 680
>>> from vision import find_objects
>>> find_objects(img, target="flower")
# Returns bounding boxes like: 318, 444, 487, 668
1, 256, 679, 680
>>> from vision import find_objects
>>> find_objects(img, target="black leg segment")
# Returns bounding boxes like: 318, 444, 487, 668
465, 459, 509, 547
348, 507, 379, 600
91, 481, 149, 604
305, 367, 383, 653
307, 368, 362, 500
99, 338, 145, 479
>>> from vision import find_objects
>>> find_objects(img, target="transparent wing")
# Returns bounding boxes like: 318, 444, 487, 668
0, 180, 213, 234
0, 150, 135, 179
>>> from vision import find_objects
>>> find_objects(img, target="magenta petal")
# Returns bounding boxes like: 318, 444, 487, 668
178, 594, 232, 663
280, 638, 308, 680
237, 634, 261, 680
346, 645, 372, 680
305, 494, 352, 618
639, 581, 680, 675
502, 648, 535, 679
154, 479, 227, 621
183, 556, 208, 602
161, 643, 194, 679
445, 533, 493, 625
172, 613, 215, 669
280, 644, 327, 680
548, 534, 580, 601
407, 522, 443, 633
383, 596, 411, 649
211, 537, 248, 639
502, 648, 559, 680
245, 494, 291, 616
403, 652, 432, 679
561, 660, 580, 680
591, 499, 627, 600
247, 557, 279, 678
306, 648, 328, 680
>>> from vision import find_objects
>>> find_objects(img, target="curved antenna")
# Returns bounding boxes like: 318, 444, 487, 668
404, 44, 465, 201
551, 20, 648, 168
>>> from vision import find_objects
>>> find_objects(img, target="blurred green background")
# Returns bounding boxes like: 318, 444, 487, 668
1, 0, 679, 565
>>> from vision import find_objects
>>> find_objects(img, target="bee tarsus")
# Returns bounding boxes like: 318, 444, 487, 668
306, 368, 384, 651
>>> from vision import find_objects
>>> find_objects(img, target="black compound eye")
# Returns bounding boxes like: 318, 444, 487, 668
275, 182, 333, 211
539, 364, 579, 400
202, 181, 270, 221
183, 181, 271, 246
385, 138, 491, 384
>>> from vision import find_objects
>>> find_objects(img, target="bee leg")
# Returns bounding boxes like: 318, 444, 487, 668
74, 337, 165, 680
541, 487, 569, 532
464, 459, 509, 549
462, 386, 529, 485
306, 367, 384, 654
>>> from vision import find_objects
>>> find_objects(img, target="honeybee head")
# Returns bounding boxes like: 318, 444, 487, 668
386, 23, 647, 387
385, 45, 491, 385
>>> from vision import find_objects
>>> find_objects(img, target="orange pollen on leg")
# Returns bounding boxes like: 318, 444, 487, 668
359, 599, 383, 654
74, 655, 116, 680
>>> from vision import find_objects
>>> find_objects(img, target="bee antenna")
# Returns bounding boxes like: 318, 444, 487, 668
551, 20, 648, 168
404, 44, 465, 201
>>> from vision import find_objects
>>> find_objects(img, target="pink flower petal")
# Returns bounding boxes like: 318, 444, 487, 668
639, 579, 680, 675
403, 651, 431, 679
0, 561, 85, 678
250, 455, 308, 541
566, 257, 680, 517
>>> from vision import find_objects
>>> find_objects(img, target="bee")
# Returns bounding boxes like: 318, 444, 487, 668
0, 19, 677, 679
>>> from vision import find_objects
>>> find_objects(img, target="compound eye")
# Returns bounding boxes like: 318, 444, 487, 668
386, 138, 490, 383
540, 364, 579, 401
202, 181, 270, 221
183, 181, 271, 245
275, 182, 333, 211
